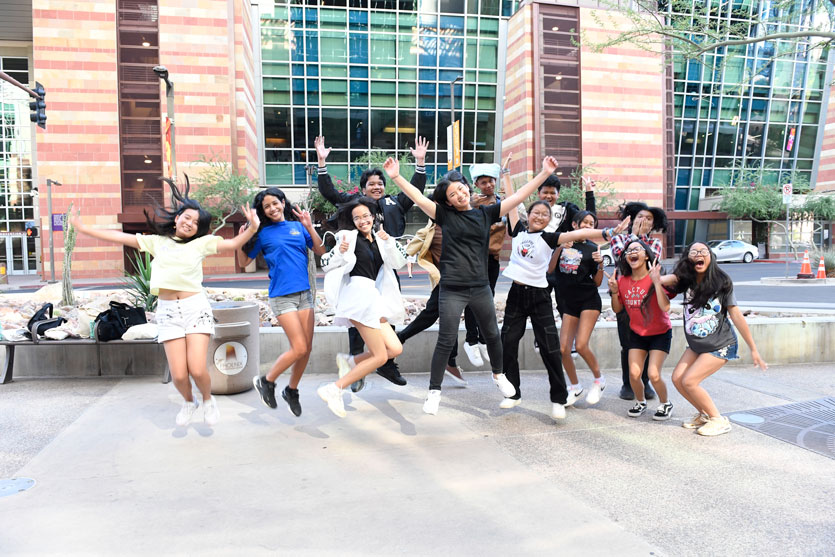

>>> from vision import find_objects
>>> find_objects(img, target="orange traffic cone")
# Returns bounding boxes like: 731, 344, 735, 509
816, 256, 827, 279
797, 250, 814, 279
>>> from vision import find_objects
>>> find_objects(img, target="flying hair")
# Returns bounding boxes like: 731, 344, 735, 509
144, 175, 212, 243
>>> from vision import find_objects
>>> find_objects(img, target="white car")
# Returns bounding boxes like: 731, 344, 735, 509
707, 240, 758, 263
599, 244, 614, 266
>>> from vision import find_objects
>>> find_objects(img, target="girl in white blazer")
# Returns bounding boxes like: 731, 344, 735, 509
317, 197, 408, 417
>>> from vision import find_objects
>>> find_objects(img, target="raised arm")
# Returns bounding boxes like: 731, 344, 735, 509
649, 261, 670, 312
217, 206, 260, 252
293, 207, 326, 256
557, 217, 630, 245
383, 157, 436, 220
583, 177, 597, 214
500, 154, 519, 231
236, 224, 256, 267
499, 156, 558, 216
70, 214, 140, 248
607, 270, 623, 313
315, 136, 353, 205
396, 137, 430, 210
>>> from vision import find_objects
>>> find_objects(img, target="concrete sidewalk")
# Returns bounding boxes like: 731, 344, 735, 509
1, 364, 834, 556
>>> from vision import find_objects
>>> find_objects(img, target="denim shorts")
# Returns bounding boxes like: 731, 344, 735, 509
156, 293, 215, 343
269, 289, 314, 316
708, 332, 740, 361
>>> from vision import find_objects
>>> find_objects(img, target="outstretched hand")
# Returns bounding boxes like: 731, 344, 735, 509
541, 156, 558, 175
376, 228, 390, 241
241, 205, 260, 231
292, 206, 312, 228
592, 245, 603, 264
648, 259, 662, 285
583, 176, 595, 192
410, 136, 429, 163
752, 350, 768, 371
605, 268, 619, 295
383, 157, 400, 180
613, 216, 631, 236
314, 135, 331, 163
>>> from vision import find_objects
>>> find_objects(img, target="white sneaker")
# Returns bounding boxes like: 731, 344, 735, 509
423, 390, 441, 415
317, 382, 346, 418
586, 381, 605, 405
499, 397, 521, 409
551, 403, 566, 420
175, 400, 198, 426
492, 373, 516, 398
336, 353, 352, 379
564, 387, 584, 407
463, 343, 483, 367
203, 396, 220, 426
478, 343, 491, 364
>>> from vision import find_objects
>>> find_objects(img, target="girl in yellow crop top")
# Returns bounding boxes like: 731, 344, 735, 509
71, 178, 260, 428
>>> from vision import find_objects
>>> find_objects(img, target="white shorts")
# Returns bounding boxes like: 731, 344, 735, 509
156, 293, 215, 343
333, 276, 385, 329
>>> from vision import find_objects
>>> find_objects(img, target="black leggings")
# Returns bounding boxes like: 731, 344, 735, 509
501, 283, 567, 404
397, 284, 458, 366
464, 256, 500, 344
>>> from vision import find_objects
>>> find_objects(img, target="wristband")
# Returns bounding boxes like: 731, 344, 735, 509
501, 168, 511, 175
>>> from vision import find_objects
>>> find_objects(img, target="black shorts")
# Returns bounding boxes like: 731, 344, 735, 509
628, 329, 672, 353
557, 289, 602, 318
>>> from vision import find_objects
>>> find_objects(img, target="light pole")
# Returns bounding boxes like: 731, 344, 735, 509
450, 75, 463, 173
153, 65, 176, 180
46, 178, 61, 283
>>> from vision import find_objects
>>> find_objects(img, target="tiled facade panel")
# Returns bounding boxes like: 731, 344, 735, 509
501, 4, 537, 182
816, 85, 835, 192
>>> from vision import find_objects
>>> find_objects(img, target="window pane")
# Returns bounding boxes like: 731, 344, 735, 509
321, 32, 348, 64
264, 107, 291, 148
398, 82, 416, 108
350, 33, 368, 64
474, 112, 495, 152
398, 110, 417, 149
320, 8, 347, 29
477, 85, 496, 110
397, 36, 418, 66
262, 27, 291, 61
371, 12, 397, 33
371, 81, 396, 107
350, 80, 368, 106
266, 164, 292, 185
263, 77, 291, 104
350, 109, 369, 150
321, 109, 349, 149
370, 110, 397, 149
478, 39, 497, 69
438, 37, 464, 68
321, 79, 348, 105
418, 82, 436, 108
371, 35, 396, 65
796, 126, 817, 158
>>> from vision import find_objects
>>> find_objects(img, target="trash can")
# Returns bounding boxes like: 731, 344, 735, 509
208, 301, 260, 395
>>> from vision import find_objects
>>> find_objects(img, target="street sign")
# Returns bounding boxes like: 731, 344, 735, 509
447, 124, 453, 170
52, 213, 64, 232
446, 120, 461, 171
782, 183, 792, 205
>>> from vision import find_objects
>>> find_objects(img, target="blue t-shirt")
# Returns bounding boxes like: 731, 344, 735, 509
247, 221, 313, 298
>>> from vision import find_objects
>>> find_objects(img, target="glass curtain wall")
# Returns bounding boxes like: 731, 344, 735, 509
0, 58, 37, 274
668, 0, 829, 248
261, 0, 515, 186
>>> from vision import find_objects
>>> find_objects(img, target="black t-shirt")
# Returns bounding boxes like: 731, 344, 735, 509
556, 240, 600, 292
433, 202, 502, 287
350, 235, 383, 280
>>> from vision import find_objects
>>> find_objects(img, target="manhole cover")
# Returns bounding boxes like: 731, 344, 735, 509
0, 477, 35, 498
729, 397, 835, 460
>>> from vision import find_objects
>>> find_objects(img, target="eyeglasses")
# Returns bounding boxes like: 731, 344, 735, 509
624, 247, 646, 255
688, 249, 710, 256
352, 213, 373, 223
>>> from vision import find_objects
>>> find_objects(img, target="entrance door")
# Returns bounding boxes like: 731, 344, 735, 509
0, 234, 37, 275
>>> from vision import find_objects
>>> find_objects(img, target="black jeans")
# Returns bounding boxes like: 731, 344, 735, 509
616, 310, 650, 387
464, 256, 500, 344
430, 284, 501, 389
501, 283, 568, 404
397, 285, 458, 366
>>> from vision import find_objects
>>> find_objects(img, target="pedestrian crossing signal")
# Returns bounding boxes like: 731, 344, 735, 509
25, 221, 38, 238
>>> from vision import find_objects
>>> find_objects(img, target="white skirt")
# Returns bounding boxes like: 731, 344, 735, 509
333, 276, 386, 329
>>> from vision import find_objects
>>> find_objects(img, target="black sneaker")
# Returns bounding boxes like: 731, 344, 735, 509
619, 385, 635, 400
350, 377, 366, 393
253, 376, 277, 409
282, 386, 302, 417
376, 360, 407, 386
644, 383, 657, 400
652, 401, 673, 421
627, 401, 647, 418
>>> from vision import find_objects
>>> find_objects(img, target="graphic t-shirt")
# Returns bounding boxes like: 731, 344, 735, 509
556, 240, 600, 292
617, 273, 673, 337
247, 221, 313, 298
136, 234, 221, 295
682, 287, 738, 353
502, 220, 561, 288
433, 202, 502, 287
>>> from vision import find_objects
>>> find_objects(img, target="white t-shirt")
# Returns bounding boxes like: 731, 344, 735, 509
135, 234, 221, 295
502, 221, 562, 288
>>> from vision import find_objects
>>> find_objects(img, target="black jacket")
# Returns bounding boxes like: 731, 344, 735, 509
317, 167, 427, 237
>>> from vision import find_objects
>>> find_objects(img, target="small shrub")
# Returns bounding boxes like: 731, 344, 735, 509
123, 250, 157, 311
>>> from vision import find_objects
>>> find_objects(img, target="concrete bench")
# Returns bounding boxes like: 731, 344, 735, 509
1, 320, 170, 384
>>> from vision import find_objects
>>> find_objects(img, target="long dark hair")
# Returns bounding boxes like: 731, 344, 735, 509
616, 238, 661, 320
617, 202, 668, 233
144, 176, 211, 243
671, 242, 733, 316
432, 174, 472, 206
243, 187, 298, 253
336, 196, 379, 231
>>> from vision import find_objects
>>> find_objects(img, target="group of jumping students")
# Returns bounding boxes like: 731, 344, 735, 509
71, 137, 767, 436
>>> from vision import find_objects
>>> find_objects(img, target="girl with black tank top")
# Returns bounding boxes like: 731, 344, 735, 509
552, 210, 607, 407
316, 197, 408, 418
384, 155, 561, 416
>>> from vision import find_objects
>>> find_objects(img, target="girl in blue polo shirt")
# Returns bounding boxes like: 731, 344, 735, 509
239, 188, 325, 417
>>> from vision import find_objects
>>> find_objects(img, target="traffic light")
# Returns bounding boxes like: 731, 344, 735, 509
29, 82, 46, 129
25, 221, 38, 238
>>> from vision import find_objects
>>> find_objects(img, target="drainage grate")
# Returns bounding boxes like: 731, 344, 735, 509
0, 477, 35, 498
729, 397, 835, 461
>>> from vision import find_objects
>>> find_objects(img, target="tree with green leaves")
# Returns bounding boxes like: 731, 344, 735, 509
189, 155, 258, 233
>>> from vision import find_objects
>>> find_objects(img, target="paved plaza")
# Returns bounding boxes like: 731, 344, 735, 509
1, 362, 833, 556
